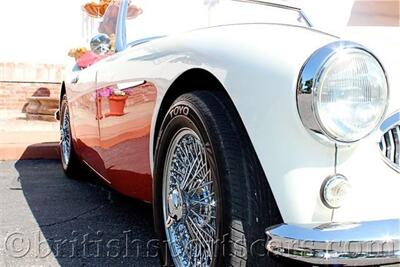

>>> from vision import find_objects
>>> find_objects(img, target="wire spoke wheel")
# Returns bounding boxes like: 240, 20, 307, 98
60, 105, 71, 167
162, 128, 218, 267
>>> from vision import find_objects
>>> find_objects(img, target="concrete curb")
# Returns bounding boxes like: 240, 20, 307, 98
0, 142, 59, 161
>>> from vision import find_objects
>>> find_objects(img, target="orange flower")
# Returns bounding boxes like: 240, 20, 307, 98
83, 0, 141, 19
83, 0, 112, 18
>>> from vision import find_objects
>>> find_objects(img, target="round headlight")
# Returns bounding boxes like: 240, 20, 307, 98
297, 41, 389, 144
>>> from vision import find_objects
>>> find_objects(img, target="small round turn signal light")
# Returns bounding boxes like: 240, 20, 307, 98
321, 174, 351, 209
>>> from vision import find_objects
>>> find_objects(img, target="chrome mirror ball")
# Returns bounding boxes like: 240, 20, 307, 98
90, 34, 112, 55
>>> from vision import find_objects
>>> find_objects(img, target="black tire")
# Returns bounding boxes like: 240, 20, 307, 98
59, 95, 79, 177
153, 91, 283, 266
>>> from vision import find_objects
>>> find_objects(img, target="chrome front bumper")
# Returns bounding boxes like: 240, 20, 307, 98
266, 219, 400, 266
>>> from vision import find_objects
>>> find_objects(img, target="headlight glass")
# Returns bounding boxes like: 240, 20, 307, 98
314, 48, 388, 143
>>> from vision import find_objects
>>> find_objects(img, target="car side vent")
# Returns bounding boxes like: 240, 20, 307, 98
379, 112, 400, 173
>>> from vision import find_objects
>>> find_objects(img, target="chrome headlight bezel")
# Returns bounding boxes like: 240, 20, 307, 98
297, 41, 389, 145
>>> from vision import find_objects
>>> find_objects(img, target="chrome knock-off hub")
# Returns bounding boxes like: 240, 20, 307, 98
168, 188, 184, 221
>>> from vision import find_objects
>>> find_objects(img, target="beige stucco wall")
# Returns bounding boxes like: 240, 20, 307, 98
0, 63, 63, 84
349, 0, 400, 26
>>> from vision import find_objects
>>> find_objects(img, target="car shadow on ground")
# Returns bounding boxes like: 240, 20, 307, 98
11, 159, 160, 266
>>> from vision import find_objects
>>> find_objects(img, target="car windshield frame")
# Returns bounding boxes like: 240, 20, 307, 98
232, 0, 313, 27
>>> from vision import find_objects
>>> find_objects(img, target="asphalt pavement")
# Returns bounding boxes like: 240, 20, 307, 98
0, 160, 160, 267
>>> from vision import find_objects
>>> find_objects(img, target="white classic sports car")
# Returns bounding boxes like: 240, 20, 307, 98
58, 0, 400, 266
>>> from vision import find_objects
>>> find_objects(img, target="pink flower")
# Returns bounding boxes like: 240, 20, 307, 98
77, 51, 107, 68
97, 87, 113, 97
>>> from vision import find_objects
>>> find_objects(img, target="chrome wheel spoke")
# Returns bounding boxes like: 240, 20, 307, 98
191, 199, 215, 207
189, 209, 216, 234
188, 179, 213, 195
163, 129, 217, 267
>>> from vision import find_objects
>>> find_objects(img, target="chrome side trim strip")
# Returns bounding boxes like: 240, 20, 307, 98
82, 160, 111, 184
117, 80, 146, 90
266, 219, 400, 266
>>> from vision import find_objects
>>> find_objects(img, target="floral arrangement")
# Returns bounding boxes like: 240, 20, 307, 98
68, 0, 141, 69
68, 47, 88, 60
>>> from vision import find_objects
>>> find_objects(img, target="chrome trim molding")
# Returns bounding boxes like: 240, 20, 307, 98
296, 40, 389, 145
379, 110, 400, 173
266, 219, 400, 266
82, 160, 111, 184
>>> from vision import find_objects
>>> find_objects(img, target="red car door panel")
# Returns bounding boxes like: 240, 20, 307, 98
95, 80, 157, 202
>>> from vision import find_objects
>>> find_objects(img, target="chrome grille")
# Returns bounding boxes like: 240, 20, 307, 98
379, 112, 400, 172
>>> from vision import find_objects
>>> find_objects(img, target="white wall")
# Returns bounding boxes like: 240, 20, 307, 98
0, 0, 210, 64
127, 0, 209, 41
0, 0, 87, 64
0, 0, 397, 64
